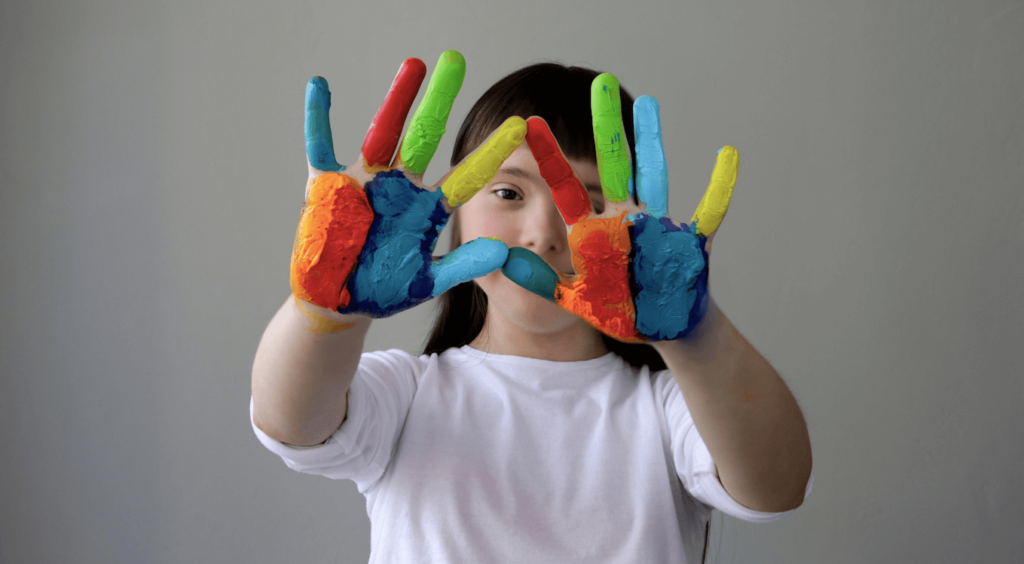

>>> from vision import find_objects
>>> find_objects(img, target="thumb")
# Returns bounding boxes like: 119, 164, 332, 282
500, 247, 562, 302
429, 237, 509, 296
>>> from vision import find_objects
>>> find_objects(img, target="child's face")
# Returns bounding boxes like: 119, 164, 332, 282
457, 143, 606, 334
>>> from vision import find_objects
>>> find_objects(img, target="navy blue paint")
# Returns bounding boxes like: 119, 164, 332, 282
341, 170, 448, 317
630, 215, 709, 341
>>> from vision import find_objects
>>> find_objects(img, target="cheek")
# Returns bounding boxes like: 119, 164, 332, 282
459, 207, 514, 243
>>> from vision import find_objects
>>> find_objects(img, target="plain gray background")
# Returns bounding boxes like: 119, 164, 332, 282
1, 0, 1021, 562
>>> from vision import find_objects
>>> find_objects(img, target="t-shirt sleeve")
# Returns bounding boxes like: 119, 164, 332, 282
652, 369, 814, 523
250, 348, 424, 493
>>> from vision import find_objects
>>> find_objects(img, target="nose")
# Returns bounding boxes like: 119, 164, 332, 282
521, 194, 568, 258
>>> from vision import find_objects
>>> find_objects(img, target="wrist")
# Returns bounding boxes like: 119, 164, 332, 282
290, 295, 372, 335
650, 294, 723, 355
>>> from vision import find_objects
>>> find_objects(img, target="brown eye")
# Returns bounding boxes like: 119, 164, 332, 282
496, 188, 521, 201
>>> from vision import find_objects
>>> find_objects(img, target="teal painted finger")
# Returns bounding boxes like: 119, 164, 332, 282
633, 95, 668, 217
399, 51, 466, 175
591, 73, 632, 202
501, 247, 558, 301
430, 237, 509, 297
305, 77, 343, 172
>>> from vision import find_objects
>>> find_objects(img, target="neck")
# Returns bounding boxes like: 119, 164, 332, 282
468, 304, 609, 362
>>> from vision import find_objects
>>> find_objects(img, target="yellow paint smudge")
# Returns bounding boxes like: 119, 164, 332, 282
293, 295, 356, 334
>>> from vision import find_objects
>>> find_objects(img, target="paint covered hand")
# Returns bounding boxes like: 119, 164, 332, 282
291, 51, 526, 318
502, 74, 738, 342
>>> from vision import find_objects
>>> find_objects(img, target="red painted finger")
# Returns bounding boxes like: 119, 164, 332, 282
361, 58, 427, 169
525, 117, 592, 225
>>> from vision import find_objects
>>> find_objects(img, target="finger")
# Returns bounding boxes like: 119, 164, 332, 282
430, 237, 509, 296
305, 77, 344, 173
690, 146, 738, 237
633, 96, 669, 218
361, 58, 427, 170
440, 116, 527, 208
500, 247, 561, 302
396, 50, 466, 176
525, 117, 592, 225
591, 73, 633, 203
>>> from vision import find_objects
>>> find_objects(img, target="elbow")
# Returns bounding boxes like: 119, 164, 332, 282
773, 462, 812, 512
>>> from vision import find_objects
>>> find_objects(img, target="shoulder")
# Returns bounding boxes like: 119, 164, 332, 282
646, 365, 691, 414
359, 348, 435, 381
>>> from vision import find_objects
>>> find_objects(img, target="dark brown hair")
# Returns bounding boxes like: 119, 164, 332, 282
422, 62, 666, 372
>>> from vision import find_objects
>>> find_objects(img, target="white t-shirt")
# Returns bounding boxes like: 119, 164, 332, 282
250, 346, 812, 563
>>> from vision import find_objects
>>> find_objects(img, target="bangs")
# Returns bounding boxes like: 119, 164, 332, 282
450, 63, 636, 167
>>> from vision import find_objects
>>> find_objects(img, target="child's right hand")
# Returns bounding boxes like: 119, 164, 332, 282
291, 51, 526, 320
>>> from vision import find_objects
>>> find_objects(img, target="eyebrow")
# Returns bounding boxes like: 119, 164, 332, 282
496, 166, 534, 179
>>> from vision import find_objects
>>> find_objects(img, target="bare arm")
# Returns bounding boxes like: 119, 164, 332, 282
653, 297, 813, 513
251, 297, 371, 447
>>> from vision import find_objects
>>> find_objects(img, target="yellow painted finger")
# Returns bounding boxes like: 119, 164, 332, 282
441, 116, 527, 207
691, 146, 738, 237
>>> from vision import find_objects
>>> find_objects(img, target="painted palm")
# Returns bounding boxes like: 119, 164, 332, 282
502, 74, 738, 342
292, 51, 526, 318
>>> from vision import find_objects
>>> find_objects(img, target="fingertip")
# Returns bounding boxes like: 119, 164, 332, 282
718, 145, 738, 161
501, 247, 558, 301
473, 236, 511, 266
593, 72, 620, 92
307, 76, 328, 91
439, 49, 466, 69
634, 94, 660, 114
404, 57, 427, 76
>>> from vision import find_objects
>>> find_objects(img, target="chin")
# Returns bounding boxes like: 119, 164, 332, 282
480, 273, 584, 334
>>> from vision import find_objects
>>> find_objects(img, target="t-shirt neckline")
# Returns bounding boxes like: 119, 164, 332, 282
456, 345, 619, 372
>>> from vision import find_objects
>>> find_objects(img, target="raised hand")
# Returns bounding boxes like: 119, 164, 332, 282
500, 74, 738, 342
291, 51, 527, 319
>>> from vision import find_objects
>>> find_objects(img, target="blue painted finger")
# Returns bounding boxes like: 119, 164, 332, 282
305, 77, 344, 172
500, 247, 559, 302
430, 237, 509, 297
633, 96, 668, 218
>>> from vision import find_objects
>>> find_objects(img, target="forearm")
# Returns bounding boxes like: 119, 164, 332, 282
653, 297, 812, 512
251, 296, 371, 446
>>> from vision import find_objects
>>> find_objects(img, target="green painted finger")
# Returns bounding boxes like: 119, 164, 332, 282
691, 146, 739, 237
591, 73, 633, 202
501, 247, 559, 301
398, 50, 466, 175
441, 116, 527, 207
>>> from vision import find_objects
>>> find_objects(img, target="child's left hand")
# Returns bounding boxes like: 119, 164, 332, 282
501, 73, 738, 342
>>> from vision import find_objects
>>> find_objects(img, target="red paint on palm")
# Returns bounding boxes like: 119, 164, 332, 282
556, 214, 641, 342
291, 173, 374, 310
362, 58, 427, 168
525, 117, 591, 225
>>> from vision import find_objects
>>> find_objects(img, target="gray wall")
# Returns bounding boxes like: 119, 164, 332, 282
1, 0, 1021, 562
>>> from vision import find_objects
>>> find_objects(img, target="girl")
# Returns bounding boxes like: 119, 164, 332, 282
251, 51, 813, 563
